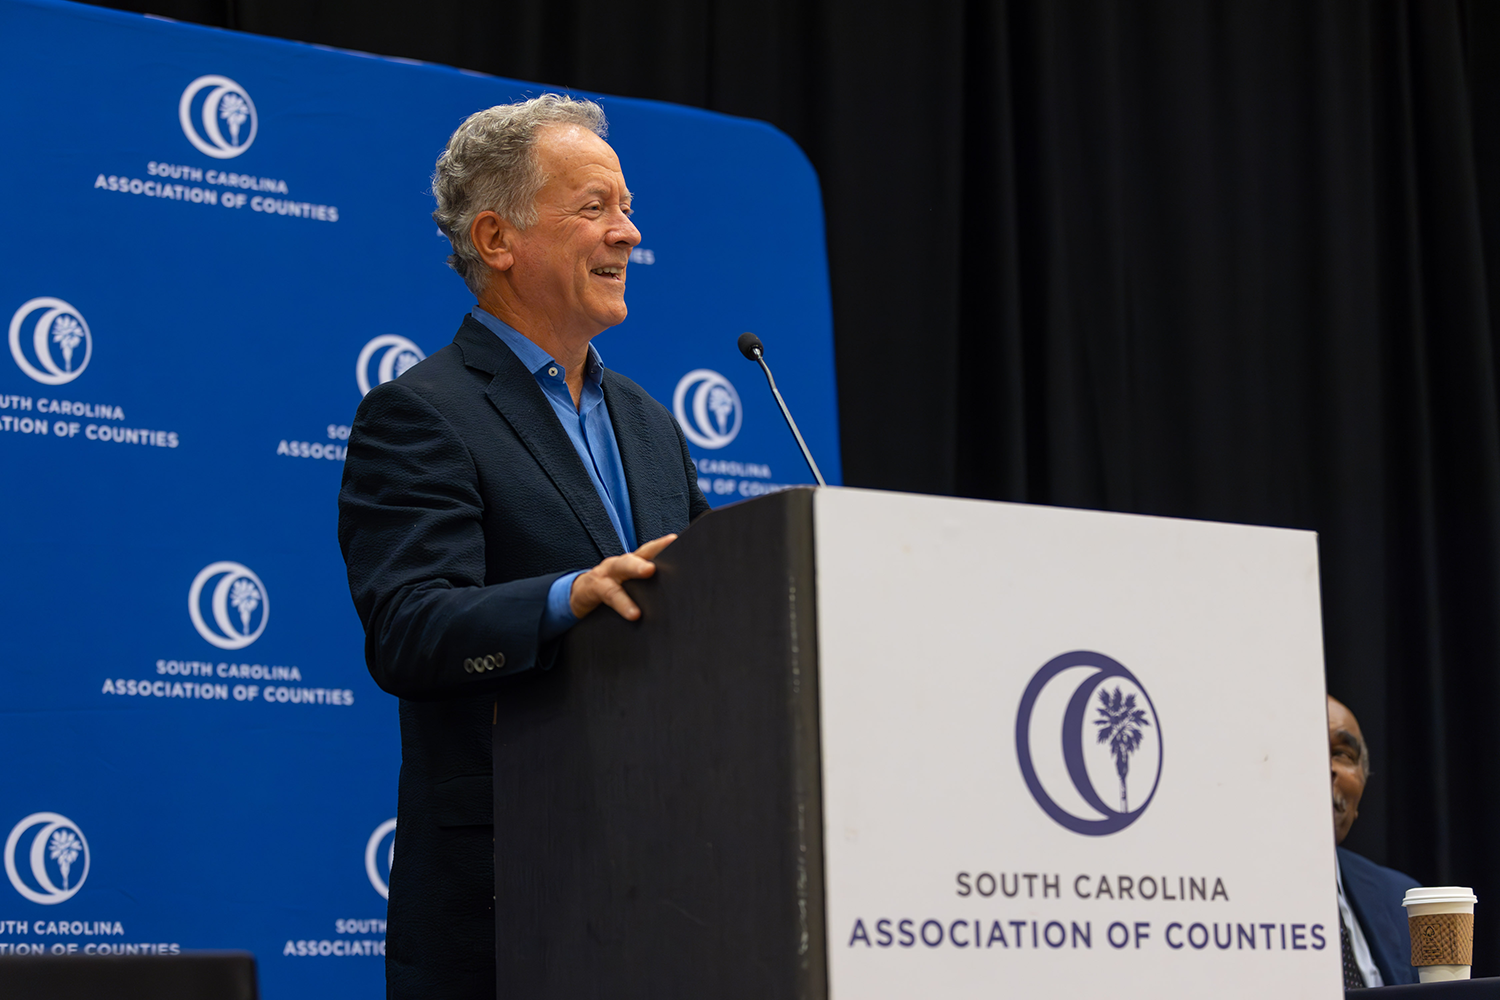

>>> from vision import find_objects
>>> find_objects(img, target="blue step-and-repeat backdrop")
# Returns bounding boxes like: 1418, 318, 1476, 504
0, 0, 840, 993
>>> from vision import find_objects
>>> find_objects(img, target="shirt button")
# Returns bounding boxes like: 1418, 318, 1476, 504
547, 366, 558, 377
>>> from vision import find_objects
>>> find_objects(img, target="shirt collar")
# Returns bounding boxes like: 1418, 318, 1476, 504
471, 307, 604, 387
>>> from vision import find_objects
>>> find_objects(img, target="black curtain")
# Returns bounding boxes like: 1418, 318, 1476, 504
90, 0, 1500, 973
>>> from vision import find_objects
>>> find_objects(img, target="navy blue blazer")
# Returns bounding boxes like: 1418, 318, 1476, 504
338, 316, 710, 999
1339, 845, 1421, 987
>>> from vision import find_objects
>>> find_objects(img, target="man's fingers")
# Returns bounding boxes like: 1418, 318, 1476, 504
634, 533, 678, 560
607, 553, 658, 581
570, 535, 679, 620
596, 577, 640, 620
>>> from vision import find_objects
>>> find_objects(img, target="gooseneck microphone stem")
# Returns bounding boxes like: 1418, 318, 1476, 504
756, 353, 827, 486
738, 332, 826, 487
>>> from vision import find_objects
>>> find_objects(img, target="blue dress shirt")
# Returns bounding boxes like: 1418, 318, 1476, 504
470, 308, 637, 640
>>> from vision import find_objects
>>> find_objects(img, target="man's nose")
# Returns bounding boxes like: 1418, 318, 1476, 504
611, 213, 641, 247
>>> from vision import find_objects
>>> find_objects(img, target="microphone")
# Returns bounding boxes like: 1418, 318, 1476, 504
736, 332, 827, 487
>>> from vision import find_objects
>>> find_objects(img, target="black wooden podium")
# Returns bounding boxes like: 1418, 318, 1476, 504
492, 488, 827, 999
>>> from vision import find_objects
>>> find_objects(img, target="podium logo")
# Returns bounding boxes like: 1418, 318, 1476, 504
1015, 651, 1162, 836
9, 298, 92, 386
189, 561, 269, 650
673, 369, 741, 449
365, 819, 397, 900
179, 75, 258, 159
5, 813, 91, 905
356, 335, 425, 396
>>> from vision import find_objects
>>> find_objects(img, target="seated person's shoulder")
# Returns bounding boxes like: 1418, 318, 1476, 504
1339, 845, 1420, 892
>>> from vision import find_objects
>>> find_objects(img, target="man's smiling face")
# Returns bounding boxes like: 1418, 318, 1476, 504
507, 124, 641, 339
1328, 695, 1367, 845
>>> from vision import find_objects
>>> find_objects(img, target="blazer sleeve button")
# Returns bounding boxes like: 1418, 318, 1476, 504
493, 653, 506, 669
483, 654, 497, 671
463, 659, 475, 673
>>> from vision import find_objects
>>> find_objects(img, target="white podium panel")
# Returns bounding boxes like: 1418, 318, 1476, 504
813, 488, 1339, 999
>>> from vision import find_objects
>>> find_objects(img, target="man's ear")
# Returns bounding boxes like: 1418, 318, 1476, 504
470, 211, 516, 273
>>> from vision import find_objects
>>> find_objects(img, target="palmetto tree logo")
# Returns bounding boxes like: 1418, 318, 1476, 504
229, 578, 261, 635
1095, 687, 1152, 811
9, 297, 92, 386
188, 561, 270, 650
47, 830, 82, 891
50, 316, 84, 372
218, 92, 250, 146
1016, 651, 1163, 836
179, 75, 258, 158
4, 813, 91, 904
673, 369, 742, 449
707, 385, 735, 435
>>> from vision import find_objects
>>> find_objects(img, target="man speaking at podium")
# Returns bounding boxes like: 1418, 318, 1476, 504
338, 95, 709, 998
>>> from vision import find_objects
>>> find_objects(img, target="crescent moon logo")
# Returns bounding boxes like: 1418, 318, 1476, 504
1015, 651, 1163, 836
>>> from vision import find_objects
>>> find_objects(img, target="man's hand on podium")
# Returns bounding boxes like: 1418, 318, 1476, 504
569, 533, 678, 622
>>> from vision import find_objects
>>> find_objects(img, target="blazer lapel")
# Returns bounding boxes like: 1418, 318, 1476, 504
456, 319, 623, 560
603, 371, 671, 545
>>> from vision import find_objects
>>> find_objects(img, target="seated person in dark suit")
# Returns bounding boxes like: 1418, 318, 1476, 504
1329, 695, 1421, 988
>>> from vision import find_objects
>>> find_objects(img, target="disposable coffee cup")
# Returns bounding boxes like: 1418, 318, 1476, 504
1403, 886, 1478, 982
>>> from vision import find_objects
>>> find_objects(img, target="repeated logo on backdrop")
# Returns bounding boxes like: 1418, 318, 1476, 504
4, 813, 90, 905
188, 561, 269, 650
2, 811, 183, 956
90, 71, 340, 223
178, 75, 258, 159
4, 297, 182, 449
1015, 650, 1163, 836
98, 559, 357, 708
673, 366, 807, 499
8, 298, 91, 386
673, 368, 742, 449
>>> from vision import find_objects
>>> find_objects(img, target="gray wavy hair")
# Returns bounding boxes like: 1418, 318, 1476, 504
431, 94, 608, 295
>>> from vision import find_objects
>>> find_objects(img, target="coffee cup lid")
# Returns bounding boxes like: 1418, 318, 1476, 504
1402, 887, 1477, 907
